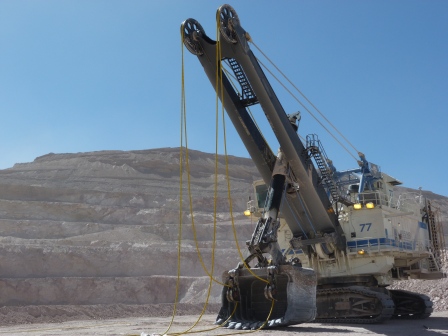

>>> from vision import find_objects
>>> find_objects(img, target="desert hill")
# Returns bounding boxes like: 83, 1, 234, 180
0, 148, 260, 306
0, 147, 446, 325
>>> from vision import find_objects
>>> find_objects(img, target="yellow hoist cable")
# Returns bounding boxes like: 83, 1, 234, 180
251, 41, 360, 162
180, 74, 227, 286
175, 42, 228, 288
166, 29, 230, 290
149, 19, 277, 336
214, 16, 276, 335
221, 63, 289, 283
160, 25, 223, 336
170, 14, 228, 334
216, 17, 276, 336
157, 19, 232, 336
216, 53, 269, 288
157, 29, 189, 336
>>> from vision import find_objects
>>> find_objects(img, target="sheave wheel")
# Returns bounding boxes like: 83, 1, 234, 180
181, 18, 205, 55
217, 4, 240, 43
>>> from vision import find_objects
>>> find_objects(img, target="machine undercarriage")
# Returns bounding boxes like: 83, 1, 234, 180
315, 275, 433, 323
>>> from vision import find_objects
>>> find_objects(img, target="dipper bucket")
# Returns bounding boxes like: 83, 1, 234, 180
215, 265, 317, 329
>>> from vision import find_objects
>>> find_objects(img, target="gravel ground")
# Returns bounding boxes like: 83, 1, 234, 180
0, 303, 221, 327
0, 312, 446, 336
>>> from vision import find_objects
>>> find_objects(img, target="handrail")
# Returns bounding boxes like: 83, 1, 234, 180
347, 236, 432, 253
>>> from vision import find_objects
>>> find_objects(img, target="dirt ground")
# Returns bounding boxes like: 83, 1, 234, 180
0, 312, 446, 336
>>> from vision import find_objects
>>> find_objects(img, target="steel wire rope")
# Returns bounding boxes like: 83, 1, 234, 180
282, 193, 309, 240
248, 42, 359, 162
222, 65, 308, 147
164, 19, 251, 336
250, 41, 361, 158
254, 56, 358, 162
169, 17, 227, 331
221, 63, 318, 149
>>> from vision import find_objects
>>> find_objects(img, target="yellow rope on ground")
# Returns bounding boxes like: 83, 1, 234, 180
152, 299, 275, 336
167, 302, 239, 336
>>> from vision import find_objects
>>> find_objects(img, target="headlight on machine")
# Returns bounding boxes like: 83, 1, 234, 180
366, 202, 375, 209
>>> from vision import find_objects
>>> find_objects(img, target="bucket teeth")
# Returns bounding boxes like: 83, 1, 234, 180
223, 318, 286, 330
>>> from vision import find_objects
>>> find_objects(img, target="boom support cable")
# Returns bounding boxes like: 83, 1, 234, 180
250, 41, 360, 162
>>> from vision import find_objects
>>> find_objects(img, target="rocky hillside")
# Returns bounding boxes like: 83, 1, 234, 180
0, 148, 260, 308
0, 147, 446, 323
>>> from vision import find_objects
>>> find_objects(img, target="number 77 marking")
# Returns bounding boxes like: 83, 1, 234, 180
359, 223, 372, 232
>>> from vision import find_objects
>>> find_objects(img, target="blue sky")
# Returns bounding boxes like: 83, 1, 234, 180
1, 1, 447, 196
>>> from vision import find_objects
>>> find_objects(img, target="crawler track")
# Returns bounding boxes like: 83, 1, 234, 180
315, 286, 395, 324
389, 289, 433, 319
